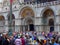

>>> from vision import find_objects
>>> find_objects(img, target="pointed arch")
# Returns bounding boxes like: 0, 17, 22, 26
41, 8, 54, 32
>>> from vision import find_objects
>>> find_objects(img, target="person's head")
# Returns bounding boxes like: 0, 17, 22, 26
39, 42, 43, 45
41, 39, 44, 43
20, 35, 23, 38
9, 36, 13, 40
48, 39, 50, 42
55, 39, 59, 43
44, 40, 47, 44
51, 38, 55, 43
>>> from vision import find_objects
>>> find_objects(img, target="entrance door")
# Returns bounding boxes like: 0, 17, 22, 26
50, 26, 54, 32
49, 19, 54, 32
29, 24, 34, 31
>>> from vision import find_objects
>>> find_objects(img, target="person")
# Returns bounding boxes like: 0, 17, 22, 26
42, 39, 47, 45
15, 36, 21, 45
9, 36, 15, 45
2, 35, 9, 45
39, 42, 43, 45
54, 39, 59, 45
50, 38, 55, 45
20, 35, 25, 45
33, 40, 38, 45
0, 35, 2, 45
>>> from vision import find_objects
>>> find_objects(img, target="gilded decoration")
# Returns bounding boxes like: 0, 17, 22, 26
0, 16, 4, 20
43, 9, 54, 16
20, 7, 34, 18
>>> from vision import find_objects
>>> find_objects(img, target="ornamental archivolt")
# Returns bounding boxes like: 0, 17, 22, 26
20, 7, 34, 18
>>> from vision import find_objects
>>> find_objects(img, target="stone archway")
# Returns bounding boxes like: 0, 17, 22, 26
24, 17, 34, 31
0, 15, 5, 32
20, 6, 35, 31
42, 9, 54, 32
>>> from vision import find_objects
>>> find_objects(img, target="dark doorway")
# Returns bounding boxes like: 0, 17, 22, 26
49, 19, 54, 32
29, 24, 34, 31
50, 26, 54, 32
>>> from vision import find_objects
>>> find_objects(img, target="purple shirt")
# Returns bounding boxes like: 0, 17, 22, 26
15, 38, 21, 45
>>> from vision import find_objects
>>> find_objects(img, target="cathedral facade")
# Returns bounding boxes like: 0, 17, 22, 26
0, 0, 60, 32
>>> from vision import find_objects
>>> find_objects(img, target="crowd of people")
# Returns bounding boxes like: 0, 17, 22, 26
0, 31, 60, 45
